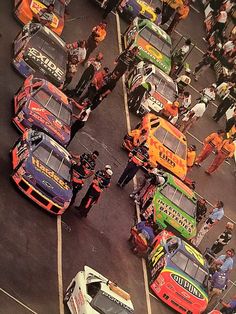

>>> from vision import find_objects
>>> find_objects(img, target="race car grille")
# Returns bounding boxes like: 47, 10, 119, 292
171, 299, 188, 312
36, 183, 54, 199
31, 190, 49, 206
19, 180, 29, 191
50, 205, 61, 214
176, 292, 192, 304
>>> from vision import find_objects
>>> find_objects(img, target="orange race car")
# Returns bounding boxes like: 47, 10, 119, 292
14, 0, 65, 35
123, 114, 188, 180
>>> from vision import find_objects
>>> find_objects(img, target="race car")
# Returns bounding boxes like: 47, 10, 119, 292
12, 22, 67, 87
14, 0, 65, 35
64, 266, 135, 314
123, 17, 172, 74
123, 114, 188, 180
140, 172, 197, 239
11, 129, 73, 215
148, 230, 209, 313
13, 76, 72, 146
126, 61, 178, 115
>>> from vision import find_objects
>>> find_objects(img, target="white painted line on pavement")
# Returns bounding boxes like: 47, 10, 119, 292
115, 12, 152, 314
0, 288, 38, 314
173, 29, 205, 54
190, 4, 200, 13
57, 216, 65, 314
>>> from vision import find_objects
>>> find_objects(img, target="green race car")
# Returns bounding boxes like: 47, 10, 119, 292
140, 173, 197, 240
123, 17, 172, 74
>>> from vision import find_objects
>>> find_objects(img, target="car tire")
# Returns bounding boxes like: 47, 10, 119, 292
63, 281, 76, 304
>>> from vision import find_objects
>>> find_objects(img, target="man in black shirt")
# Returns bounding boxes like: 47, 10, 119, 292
112, 47, 139, 81
211, 222, 234, 254
225, 108, 236, 133
196, 198, 208, 224
213, 87, 236, 122
90, 72, 118, 110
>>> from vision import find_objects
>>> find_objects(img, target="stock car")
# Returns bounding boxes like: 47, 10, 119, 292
13, 75, 72, 146
126, 61, 178, 115
123, 17, 172, 74
14, 0, 66, 35
123, 114, 188, 180
148, 230, 209, 314
12, 22, 67, 88
140, 173, 197, 240
64, 266, 134, 314
11, 129, 73, 215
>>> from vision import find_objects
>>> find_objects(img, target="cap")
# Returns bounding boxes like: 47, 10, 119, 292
106, 168, 113, 176
202, 97, 208, 103
105, 164, 112, 170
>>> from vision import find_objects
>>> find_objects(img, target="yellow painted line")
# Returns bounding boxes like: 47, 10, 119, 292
115, 12, 152, 314
0, 288, 38, 314
57, 215, 65, 314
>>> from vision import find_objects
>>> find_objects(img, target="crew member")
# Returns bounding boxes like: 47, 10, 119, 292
213, 92, 236, 122
161, 0, 183, 25
219, 294, 236, 314
225, 108, 236, 134
207, 270, 228, 313
117, 145, 149, 188
211, 249, 235, 274
211, 222, 234, 254
170, 39, 191, 76
159, 99, 179, 123
128, 82, 155, 111
205, 137, 235, 174
70, 151, 99, 206
166, 1, 190, 35
196, 198, 208, 224
176, 67, 191, 93
187, 144, 197, 170
112, 47, 139, 81
76, 165, 113, 217
195, 130, 225, 166
83, 21, 107, 64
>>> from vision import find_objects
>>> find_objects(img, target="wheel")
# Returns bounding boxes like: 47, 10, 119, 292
63, 281, 76, 304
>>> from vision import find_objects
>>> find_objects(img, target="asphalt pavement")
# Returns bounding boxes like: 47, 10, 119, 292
0, 1, 235, 314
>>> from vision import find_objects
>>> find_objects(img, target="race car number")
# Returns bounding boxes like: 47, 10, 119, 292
184, 243, 205, 266
151, 245, 165, 267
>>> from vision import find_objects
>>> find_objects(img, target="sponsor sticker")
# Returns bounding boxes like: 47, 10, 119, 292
171, 273, 203, 299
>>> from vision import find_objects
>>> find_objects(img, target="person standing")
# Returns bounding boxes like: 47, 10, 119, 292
117, 145, 149, 188
166, 1, 190, 35
206, 270, 228, 313
196, 198, 208, 224
67, 52, 103, 97
205, 6, 228, 43
70, 151, 99, 206
225, 108, 236, 134
179, 98, 208, 133
80, 67, 109, 102
195, 130, 225, 167
102, 0, 121, 19
64, 40, 87, 88
213, 96, 236, 122
75, 165, 113, 218
112, 47, 139, 81
211, 222, 234, 254
175, 67, 191, 92
90, 72, 118, 110
193, 44, 222, 81
205, 136, 235, 174
160, 0, 183, 25
219, 294, 236, 314
187, 144, 197, 171
211, 249, 235, 273
191, 201, 224, 247
159, 99, 180, 123
128, 82, 155, 111
83, 21, 107, 64
178, 91, 192, 117
170, 39, 192, 76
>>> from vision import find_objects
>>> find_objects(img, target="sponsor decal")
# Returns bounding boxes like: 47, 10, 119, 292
32, 156, 69, 190
145, 44, 163, 60
101, 291, 133, 312
184, 243, 205, 266
157, 199, 194, 234
27, 48, 64, 81
30, 0, 59, 28
149, 137, 186, 170
171, 274, 203, 299
150, 245, 165, 267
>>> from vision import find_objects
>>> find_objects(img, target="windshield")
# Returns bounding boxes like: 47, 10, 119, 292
33, 89, 71, 125
33, 143, 71, 182
147, 73, 176, 101
40, 0, 64, 17
171, 251, 208, 285
154, 126, 187, 159
140, 27, 171, 58
27, 28, 66, 68
160, 184, 196, 217
91, 290, 133, 314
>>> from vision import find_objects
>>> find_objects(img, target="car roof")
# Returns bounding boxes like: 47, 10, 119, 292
139, 18, 172, 45
166, 174, 196, 201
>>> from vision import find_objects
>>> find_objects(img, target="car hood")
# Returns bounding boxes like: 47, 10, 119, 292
136, 36, 171, 74
24, 155, 72, 201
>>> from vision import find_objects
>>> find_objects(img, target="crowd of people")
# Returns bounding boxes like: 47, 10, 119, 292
30, 0, 235, 312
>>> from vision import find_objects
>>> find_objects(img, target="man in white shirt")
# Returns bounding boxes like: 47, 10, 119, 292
179, 98, 208, 133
